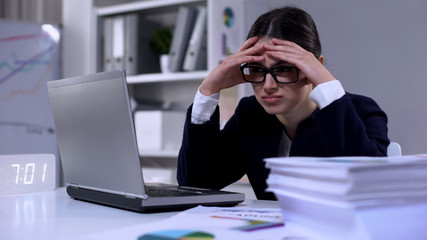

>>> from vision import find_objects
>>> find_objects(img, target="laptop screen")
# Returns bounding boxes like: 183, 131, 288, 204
47, 70, 146, 197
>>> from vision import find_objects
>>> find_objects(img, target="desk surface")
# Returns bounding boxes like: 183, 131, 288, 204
0, 187, 278, 239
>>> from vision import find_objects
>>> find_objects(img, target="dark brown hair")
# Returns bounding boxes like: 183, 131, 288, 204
247, 6, 322, 58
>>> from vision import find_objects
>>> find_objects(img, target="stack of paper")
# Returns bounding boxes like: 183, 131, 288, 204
265, 155, 427, 240
266, 155, 427, 205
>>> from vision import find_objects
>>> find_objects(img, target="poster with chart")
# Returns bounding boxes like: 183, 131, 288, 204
0, 20, 60, 161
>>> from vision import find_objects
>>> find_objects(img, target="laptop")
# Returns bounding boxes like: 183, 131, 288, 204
47, 70, 244, 213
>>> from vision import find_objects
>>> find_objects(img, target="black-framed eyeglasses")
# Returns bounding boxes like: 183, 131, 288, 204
240, 63, 300, 84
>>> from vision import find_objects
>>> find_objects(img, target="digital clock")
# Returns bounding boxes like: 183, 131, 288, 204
0, 154, 56, 195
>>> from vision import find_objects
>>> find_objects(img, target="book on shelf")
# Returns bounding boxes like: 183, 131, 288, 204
167, 6, 197, 72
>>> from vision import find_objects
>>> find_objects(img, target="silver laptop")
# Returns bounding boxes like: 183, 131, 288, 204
47, 70, 244, 213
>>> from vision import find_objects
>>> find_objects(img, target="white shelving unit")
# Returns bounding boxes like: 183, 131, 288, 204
92, 0, 211, 77
63, 0, 270, 158
126, 70, 209, 84
95, 0, 205, 17
91, 0, 211, 158
139, 149, 179, 158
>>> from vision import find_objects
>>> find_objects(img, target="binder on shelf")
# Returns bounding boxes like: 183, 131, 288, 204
167, 6, 197, 72
103, 14, 140, 74
183, 6, 207, 72
102, 17, 114, 71
112, 15, 125, 71
124, 13, 138, 75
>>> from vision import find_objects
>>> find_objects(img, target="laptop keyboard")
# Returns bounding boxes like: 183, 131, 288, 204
145, 186, 205, 197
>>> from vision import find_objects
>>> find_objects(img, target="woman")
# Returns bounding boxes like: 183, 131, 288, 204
177, 6, 389, 200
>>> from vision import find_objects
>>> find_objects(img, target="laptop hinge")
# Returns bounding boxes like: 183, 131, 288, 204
125, 193, 138, 199
68, 183, 79, 189
125, 193, 137, 199
125, 192, 148, 200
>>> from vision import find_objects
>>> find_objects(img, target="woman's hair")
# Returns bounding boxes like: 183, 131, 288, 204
247, 6, 322, 58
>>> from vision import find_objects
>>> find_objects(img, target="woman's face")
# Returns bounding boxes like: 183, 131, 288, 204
251, 38, 314, 118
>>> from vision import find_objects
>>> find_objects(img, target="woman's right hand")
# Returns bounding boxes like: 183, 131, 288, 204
199, 36, 265, 96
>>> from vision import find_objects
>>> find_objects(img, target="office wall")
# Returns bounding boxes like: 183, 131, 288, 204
60, 0, 427, 154
269, 0, 427, 154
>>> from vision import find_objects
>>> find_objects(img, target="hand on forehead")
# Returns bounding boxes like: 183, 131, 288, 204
252, 37, 292, 67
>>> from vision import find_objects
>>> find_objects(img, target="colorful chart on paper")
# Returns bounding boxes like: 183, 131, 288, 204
222, 7, 234, 28
138, 230, 215, 240
0, 20, 60, 155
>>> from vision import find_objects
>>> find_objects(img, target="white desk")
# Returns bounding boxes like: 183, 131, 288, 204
0, 187, 279, 240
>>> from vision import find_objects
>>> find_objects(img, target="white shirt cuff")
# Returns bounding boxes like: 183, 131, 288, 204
309, 80, 345, 109
191, 87, 220, 124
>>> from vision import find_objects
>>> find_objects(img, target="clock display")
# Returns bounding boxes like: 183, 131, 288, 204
0, 154, 56, 194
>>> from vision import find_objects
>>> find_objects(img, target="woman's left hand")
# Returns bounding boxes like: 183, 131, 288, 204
264, 38, 335, 87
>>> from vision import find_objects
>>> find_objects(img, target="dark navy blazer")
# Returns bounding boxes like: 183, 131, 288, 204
177, 93, 390, 200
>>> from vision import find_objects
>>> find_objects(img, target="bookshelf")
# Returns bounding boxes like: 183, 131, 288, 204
92, 0, 210, 158
93, 0, 209, 75
63, 0, 272, 158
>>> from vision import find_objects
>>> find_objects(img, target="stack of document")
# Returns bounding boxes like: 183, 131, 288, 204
266, 155, 427, 206
265, 155, 427, 240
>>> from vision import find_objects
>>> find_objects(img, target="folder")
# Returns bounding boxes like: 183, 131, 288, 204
168, 6, 197, 72
102, 17, 114, 71
112, 15, 125, 71
124, 14, 138, 75
183, 6, 207, 71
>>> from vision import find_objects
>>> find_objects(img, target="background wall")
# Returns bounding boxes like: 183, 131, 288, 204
2, 0, 426, 155
269, 0, 427, 154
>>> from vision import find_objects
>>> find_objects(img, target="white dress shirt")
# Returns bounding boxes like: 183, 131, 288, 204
191, 80, 345, 124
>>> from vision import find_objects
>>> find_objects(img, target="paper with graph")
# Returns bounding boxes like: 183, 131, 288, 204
0, 20, 60, 156
85, 206, 294, 240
